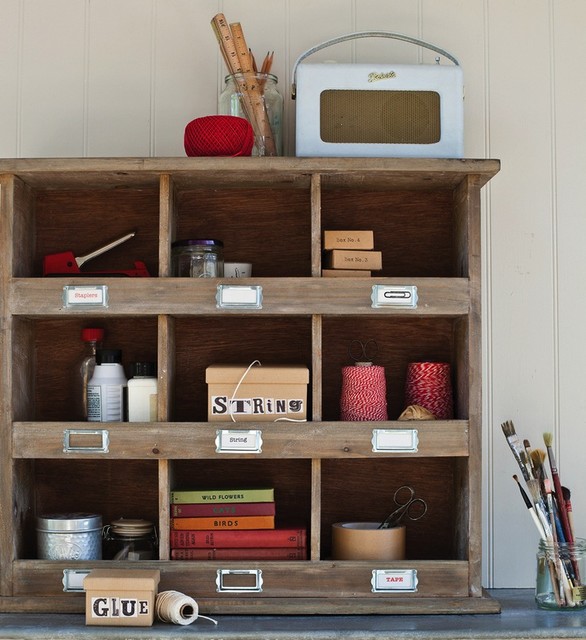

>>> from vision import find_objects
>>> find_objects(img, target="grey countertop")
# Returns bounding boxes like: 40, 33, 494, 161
1, 590, 585, 640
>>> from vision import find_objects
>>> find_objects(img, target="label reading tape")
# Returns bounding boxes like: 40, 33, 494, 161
371, 569, 418, 592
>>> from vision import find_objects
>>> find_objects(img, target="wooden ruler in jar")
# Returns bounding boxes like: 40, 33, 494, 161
211, 14, 277, 156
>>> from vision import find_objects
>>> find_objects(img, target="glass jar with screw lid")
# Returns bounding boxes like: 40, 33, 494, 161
171, 239, 224, 278
103, 518, 158, 561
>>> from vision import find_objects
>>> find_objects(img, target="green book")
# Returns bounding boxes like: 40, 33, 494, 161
170, 487, 274, 504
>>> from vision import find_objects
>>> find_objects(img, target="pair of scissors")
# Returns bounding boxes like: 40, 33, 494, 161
378, 485, 428, 529
349, 339, 378, 364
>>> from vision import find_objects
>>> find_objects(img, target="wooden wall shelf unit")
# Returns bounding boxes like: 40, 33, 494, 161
0, 157, 500, 615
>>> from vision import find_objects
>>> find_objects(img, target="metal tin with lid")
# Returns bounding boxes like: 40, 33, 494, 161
171, 239, 224, 278
36, 513, 102, 560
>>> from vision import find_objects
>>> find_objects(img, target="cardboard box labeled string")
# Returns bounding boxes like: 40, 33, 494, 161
206, 362, 309, 422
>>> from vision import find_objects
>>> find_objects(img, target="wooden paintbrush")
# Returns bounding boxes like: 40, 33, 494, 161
562, 486, 576, 541
513, 475, 546, 539
501, 420, 532, 481
543, 432, 573, 545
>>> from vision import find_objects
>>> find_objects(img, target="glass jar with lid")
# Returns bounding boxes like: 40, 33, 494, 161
171, 239, 224, 278
219, 73, 283, 157
103, 518, 158, 561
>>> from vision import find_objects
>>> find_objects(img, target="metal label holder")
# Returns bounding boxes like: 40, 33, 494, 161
371, 284, 418, 309
62, 569, 91, 592
371, 569, 418, 592
216, 569, 263, 592
215, 429, 263, 453
216, 284, 262, 309
372, 429, 419, 453
63, 284, 109, 308
63, 429, 110, 453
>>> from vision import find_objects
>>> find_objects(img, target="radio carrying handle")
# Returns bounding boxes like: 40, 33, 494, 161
291, 31, 460, 98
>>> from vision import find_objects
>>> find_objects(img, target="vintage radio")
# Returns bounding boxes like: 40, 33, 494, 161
292, 31, 463, 158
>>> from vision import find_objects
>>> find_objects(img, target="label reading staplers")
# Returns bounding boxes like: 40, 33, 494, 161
43, 231, 150, 277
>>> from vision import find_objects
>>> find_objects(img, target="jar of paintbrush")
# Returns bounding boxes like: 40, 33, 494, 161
536, 538, 586, 610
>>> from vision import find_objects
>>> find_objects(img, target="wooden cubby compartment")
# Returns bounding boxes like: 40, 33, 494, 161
0, 157, 500, 615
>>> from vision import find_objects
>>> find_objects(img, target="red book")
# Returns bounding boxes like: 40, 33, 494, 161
171, 547, 307, 560
171, 515, 275, 530
171, 502, 276, 518
170, 527, 306, 549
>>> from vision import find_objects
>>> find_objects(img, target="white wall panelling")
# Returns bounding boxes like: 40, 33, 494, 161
1, 0, 586, 588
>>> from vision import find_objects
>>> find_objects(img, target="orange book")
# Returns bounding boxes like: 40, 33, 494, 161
171, 515, 275, 530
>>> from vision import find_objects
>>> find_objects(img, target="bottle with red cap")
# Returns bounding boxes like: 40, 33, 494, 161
76, 327, 104, 420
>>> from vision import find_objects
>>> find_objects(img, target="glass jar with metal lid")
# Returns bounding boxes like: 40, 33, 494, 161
103, 518, 158, 561
171, 239, 224, 278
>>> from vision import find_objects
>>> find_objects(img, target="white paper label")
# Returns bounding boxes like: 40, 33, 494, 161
215, 430, 263, 453
216, 284, 262, 309
63, 285, 108, 308
371, 569, 418, 592
62, 569, 91, 592
372, 429, 419, 452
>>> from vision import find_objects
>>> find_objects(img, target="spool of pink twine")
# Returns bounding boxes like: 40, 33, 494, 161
340, 364, 388, 421
404, 361, 453, 419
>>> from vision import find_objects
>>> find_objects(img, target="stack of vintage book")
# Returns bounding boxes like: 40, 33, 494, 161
321, 230, 382, 277
169, 487, 307, 560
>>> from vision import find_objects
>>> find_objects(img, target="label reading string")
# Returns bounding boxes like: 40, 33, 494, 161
156, 590, 218, 626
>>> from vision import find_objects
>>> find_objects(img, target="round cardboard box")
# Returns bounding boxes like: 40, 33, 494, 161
331, 522, 406, 561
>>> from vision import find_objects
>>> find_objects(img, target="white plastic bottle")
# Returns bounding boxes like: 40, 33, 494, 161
87, 349, 127, 422
76, 327, 104, 421
127, 362, 158, 422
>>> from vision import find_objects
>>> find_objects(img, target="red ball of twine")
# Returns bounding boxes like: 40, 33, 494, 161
404, 361, 453, 419
184, 115, 254, 157
340, 365, 388, 421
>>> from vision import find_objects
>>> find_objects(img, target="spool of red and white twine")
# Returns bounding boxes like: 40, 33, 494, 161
340, 364, 388, 421
404, 362, 453, 419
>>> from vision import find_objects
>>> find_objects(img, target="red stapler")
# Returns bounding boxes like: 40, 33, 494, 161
43, 231, 150, 277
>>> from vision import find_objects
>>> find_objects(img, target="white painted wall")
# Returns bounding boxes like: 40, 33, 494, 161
2, 0, 586, 588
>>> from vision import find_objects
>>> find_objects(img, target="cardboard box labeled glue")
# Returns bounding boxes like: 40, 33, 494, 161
206, 364, 309, 422
84, 569, 160, 627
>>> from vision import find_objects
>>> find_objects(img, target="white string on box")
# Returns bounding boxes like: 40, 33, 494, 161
155, 590, 218, 626
229, 359, 307, 423
229, 359, 261, 422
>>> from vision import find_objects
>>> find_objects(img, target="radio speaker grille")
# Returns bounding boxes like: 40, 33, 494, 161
320, 90, 441, 144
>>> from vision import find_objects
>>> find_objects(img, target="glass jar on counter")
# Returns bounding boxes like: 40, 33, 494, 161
103, 518, 158, 561
535, 538, 586, 610
219, 73, 283, 157
171, 239, 224, 278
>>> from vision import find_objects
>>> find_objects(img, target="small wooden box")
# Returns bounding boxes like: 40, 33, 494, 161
323, 230, 374, 250
324, 249, 383, 271
84, 569, 160, 626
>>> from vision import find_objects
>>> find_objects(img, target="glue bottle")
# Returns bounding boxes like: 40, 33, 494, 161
87, 349, 127, 422
126, 362, 158, 422
76, 327, 104, 421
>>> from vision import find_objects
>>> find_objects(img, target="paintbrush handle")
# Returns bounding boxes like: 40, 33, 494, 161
548, 450, 574, 544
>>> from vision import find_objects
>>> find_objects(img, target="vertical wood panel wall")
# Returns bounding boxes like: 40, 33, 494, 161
1, 0, 586, 589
